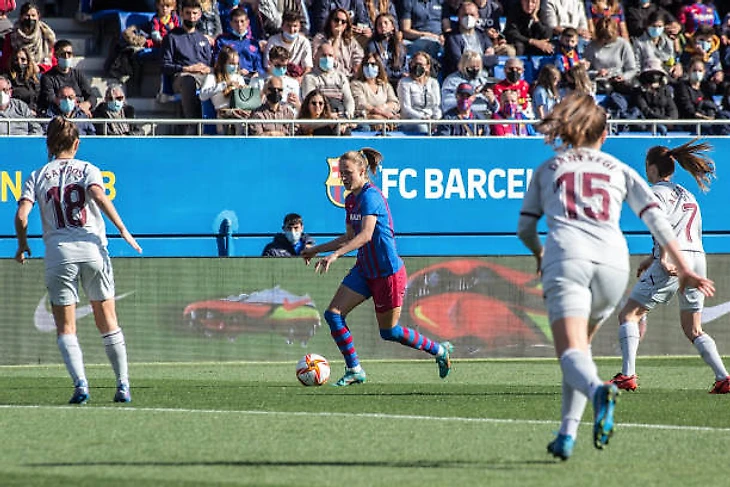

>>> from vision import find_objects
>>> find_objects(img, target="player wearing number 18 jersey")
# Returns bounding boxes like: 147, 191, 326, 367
613, 140, 730, 395
517, 94, 715, 461
14, 117, 142, 404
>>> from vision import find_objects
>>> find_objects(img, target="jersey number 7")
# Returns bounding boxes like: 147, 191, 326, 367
555, 172, 610, 221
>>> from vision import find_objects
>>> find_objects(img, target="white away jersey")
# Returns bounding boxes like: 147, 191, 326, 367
651, 181, 703, 255
520, 147, 660, 268
21, 158, 108, 266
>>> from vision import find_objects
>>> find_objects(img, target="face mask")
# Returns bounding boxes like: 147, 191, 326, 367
13, 63, 28, 75
226, 64, 238, 74
647, 26, 663, 38
57, 57, 73, 70
59, 97, 75, 113
640, 0, 651, 4
506, 70, 521, 83
412, 64, 426, 78
363, 64, 379, 79
107, 99, 124, 112
266, 90, 282, 104
282, 31, 298, 42
21, 18, 37, 31
697, 40, 711, 52
0, 91, 10, 107
456, 97, 472, 111
272, 66, 287, 77
231, 0, 240, 6
465, 67, 480, 79
460, 16, 477, 30
690, 71, 704, 83
182, 19, 196, 29
319, 56, 334, 71
235, 28, 249, 39
284, 229, 302, 244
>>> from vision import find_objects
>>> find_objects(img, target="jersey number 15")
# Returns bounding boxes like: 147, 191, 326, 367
556, 172, 610, 221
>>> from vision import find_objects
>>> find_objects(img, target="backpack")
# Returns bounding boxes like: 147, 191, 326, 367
0, 0, 16, 14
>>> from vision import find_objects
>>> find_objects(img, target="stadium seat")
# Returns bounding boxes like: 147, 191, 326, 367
201, 99, 219, 136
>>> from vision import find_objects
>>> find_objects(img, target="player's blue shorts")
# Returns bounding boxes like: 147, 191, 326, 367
342, 265, 407, 313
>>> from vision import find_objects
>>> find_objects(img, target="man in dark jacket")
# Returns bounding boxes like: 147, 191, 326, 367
262, 213, 316, 257
39, 39, 96, 114
503, 0, 553, 56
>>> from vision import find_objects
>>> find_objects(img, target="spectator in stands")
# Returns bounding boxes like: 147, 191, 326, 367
92, 84, 144, 136
214, 7, 265, 76
262, 213, 315, 257
44, 85, 95, 135
532, 63, 562, 118
361, 0, 397, 41
493, 56, 533, 116
442, 1, 495, 76
563, 62, 596, 97
677, 0, 719, 37
199, 46, 253, 133
302, 42, 355, 119
680, 25, 723, 89
265, 45, 301, 111
309, 0, 369, 35
39, 39, 96, 116
504, 0, 554, 56
442, 50, 498, 118
625, 0, 679, 39
218, 0, 263, 41
161, 0, 213, 134
0, 74, 42, 135
0, 1, 55, 73
351, 53, 399, 126
633, 11, 683, 81
147, 0, 180, 49
630, 57, 678, 134
399, 0, 444, 59
7, 47, 41, 113
0, 1, 14, 41
437, 82, 486, 136
675, 55, 730, 134
397, 50, 441, 133
257, 0, 310, 39
249, 76, 297, 135
265, 10, 313, 75
197, 0, 223, 43
586, 0, 629, 40
490, 87, 535, 135
583, 17, 639, 94
549, 28, 587, 74
540, 0, 591, 46
366, 13, 407, 87
442, 0, 501, 36
296, 89, 340, 135
312, 8, 365, 79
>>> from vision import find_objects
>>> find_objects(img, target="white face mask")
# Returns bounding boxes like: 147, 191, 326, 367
460, 15, 477, 30
0, 91, 10, 107
285, 229, 302, 244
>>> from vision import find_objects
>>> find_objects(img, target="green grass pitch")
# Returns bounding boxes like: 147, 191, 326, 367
0, 357, 727, 487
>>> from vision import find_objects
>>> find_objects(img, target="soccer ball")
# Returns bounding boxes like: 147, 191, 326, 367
296, 354, 331, 386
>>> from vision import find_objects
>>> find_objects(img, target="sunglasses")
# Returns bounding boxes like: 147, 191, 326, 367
113, 96, 125, 101
269, 87, 284, 93
310, 100, 325, 106
333, 18, 348, 24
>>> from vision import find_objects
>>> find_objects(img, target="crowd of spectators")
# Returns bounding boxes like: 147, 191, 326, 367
0, 0, 729, 135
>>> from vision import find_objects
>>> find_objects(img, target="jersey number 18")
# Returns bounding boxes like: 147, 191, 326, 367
46, 184, 87, 228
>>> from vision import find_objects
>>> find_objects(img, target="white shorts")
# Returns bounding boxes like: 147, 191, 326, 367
542, 259, 628, 327
628, 252, 706, 312
45, 253, 115, 306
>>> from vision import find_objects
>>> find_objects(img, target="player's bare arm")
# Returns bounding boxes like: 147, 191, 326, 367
314, 217, 376, 274
14, 199, 33, 263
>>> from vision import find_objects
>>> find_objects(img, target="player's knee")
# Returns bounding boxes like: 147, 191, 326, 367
379, 326, 403, 342
324, 310, 343, 330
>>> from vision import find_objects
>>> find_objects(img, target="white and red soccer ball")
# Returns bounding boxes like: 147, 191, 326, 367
296, 354, 331, 386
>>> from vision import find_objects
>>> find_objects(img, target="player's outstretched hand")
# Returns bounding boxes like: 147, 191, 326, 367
301, 247, 317, 265
679, 272, 715, 297
122, 230, 142, 254
314, 254, 337, 274
14, 244, 30, 264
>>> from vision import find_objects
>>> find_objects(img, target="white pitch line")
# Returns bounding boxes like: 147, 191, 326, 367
0, 405, 728, 433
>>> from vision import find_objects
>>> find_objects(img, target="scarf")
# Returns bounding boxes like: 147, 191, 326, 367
103, 108, 130, 136
10, 20, 56, 66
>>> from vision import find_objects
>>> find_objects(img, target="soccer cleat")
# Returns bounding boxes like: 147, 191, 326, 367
333, 368, 367, 387
114, 383, 132, 403
593, 383, 619, 449
610, 373, 638, 392
709, 376, 730, 394
69, 380, 90, 405
436, 342, 454, 379
547, 434, 575, 461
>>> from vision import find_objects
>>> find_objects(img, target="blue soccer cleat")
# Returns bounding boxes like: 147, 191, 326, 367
593, 383, 619, 449
114, 383, 132, 403
69, 380, 89, 405
334, 368, 367, 387
436, 342, 453, 379
547, 434, 575, 461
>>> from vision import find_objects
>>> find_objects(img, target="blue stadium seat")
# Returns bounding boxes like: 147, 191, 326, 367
201, 99, 218, 136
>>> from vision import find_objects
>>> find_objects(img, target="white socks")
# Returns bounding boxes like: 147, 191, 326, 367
619, 321, 641, 376
560, 348, 601, 402
559, 378, 587, 438
102, 329, 129, 386
694, 333, 729, 381
57, 334, 86, 386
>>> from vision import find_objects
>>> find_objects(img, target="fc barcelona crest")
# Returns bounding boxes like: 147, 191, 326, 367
325, 157, 349, 207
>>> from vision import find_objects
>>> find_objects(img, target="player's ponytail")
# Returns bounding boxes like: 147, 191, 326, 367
340, 148, 383, 177
46, 116, 80, 159
647, 139, 715, 192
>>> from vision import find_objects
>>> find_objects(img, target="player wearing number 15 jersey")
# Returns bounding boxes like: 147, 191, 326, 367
612, 140, 730, 395
517, 94, 715, 461
14, 117, 142, 405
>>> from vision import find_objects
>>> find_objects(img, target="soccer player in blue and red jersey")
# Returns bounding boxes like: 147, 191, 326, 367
301, 148, 453, 386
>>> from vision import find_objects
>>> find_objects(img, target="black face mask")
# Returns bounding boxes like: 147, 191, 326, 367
13, 63, 28, 74
506, 70, 521, 83
267, 91, 283, 104
182, 19, 196, 29
21, 18, 37, 31
411, 65, 426, 78
465, 67, 480, 79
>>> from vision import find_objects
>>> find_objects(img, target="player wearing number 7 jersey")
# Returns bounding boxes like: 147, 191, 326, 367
14, 116, 143, 405
517, 94, 715, 461
611, 140, 730, 394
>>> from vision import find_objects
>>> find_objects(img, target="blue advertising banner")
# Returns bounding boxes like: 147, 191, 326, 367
0, 136, 727, 256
